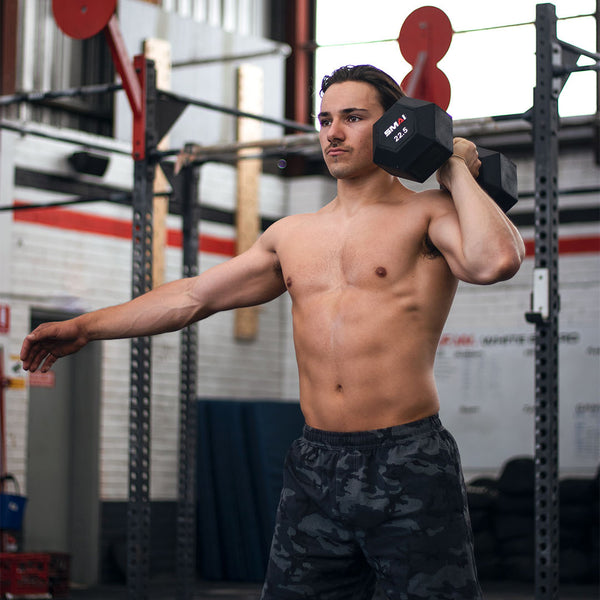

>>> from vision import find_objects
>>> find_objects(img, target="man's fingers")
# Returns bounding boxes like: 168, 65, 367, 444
20, 332, 45, 369
19, 335, 36, 363
40, 353, 57, 373
26, 349, 45, 372
23, 346, 54, 372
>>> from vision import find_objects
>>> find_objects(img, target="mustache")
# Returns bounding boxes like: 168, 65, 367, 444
325, 143, 349, 153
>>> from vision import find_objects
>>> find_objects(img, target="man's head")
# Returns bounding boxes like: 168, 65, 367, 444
320, 65, 405, 113
318, 65, 404, 181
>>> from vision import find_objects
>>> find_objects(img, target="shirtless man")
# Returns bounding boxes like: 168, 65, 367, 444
21, 65, 524, 599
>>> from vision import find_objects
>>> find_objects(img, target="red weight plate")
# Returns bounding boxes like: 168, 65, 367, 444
401, 67, 451, 111
52, 0, 117, 40
398, 6, 453, 65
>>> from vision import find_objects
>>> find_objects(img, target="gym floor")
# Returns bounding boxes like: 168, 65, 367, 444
67, 579, 599, 599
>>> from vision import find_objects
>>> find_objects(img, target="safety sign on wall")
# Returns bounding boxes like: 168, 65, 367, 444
29, 371, 56, 389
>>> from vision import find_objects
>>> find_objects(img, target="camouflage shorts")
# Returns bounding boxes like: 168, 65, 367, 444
261, 414, 482, 600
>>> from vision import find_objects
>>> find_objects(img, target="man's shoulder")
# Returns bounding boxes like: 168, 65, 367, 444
397, 185, 452, 209
260, 212, 317, 248
387, 187, 456, 229
268, 211, 320, 232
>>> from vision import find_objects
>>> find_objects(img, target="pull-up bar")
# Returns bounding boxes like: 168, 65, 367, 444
174, 132, 320, 171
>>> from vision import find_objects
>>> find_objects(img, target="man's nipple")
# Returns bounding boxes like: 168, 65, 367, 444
286, 276, 293, 288
375, 266, 387, 278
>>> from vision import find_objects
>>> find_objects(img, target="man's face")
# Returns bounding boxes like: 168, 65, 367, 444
318, 81, 385, 180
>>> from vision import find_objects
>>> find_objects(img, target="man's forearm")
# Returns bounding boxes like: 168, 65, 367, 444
81, 278, 204, 341
444, 158, 525, 281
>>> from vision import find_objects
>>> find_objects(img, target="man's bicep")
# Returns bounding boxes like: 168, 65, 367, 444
427, 209, 473, 282
190, 238, 286, 315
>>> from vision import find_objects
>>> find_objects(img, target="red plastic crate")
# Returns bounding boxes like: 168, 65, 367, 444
48, 552, 70, 598
0, 552, 50, 597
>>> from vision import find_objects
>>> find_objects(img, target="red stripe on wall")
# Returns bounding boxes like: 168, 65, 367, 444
166, 228, 235, 256
12, 201, 599, 257
13, 201, 236, 257
524, 236, 600, 257
559, 236, 600, 254
13, 201, 132, 238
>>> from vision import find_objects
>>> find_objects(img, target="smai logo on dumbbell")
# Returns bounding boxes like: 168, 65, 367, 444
372, 97, 518, 213
383, 114, 408, 142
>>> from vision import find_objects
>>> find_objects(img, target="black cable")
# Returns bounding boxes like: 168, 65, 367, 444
0, 190, 176, 212
0, 82, 123, 107
0, 120, 131, 156
158, 90, 316, 133
0, 193, 132, 212
313, 12, 595, 48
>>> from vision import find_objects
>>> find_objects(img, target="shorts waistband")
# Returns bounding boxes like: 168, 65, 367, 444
302, 414, 443, 448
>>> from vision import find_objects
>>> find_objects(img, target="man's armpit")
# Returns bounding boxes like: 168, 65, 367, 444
422, 233, 442, 259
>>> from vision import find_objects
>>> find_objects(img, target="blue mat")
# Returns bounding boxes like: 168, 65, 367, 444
196, 399, 304, 581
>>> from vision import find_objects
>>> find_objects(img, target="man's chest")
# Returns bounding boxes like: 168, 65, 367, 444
276, 215, 428, 295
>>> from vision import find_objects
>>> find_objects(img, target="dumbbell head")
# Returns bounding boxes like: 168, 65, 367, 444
476, 147, 518, 213
372, 97, 453, 183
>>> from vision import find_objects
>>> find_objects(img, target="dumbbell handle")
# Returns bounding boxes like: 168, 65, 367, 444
438, 148, 518, 214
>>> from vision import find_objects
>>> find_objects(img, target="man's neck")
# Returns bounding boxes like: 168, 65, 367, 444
333, 172, 404, 213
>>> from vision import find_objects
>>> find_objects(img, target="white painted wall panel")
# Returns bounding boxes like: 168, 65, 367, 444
115, 1, 287, 150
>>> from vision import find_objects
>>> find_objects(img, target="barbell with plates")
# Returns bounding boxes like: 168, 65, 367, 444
372, 96, 518, 213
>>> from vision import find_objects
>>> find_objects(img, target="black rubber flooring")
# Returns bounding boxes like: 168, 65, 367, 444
66, 579, 599, 599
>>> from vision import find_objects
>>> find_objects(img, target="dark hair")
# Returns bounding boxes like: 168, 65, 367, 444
320, 65, 405, 112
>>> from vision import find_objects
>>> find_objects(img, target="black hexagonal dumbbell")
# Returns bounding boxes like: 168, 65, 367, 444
372, 97, 518, 212
372, 97, 453, 184
475, 146, 519, 213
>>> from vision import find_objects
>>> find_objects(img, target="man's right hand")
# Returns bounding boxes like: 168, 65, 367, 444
20, 318, 89, 373
436, 137, 481, 190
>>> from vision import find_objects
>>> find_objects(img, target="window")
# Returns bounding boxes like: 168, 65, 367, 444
314, 0, 596, 122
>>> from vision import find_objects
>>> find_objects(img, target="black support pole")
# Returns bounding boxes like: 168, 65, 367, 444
176, 165, 200, 600
532, 4, 561, 599
127, 58, 157, 600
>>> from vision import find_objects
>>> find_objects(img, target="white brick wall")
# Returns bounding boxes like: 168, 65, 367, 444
3, 133, 295, 499
2, 124, 599, 499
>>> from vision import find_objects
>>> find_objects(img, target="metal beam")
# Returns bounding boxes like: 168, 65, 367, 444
172, 45, 291, 67
127, 56, 157, 600
531, 4, 561, 599
175, 132, 319, 171
175, 165, 200, 600
0, 0, 19, 96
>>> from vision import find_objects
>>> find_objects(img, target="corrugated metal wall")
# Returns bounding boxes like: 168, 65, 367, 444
11, 0, 272, 135
14, 0, 114, 134
161, 0, 269, 37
